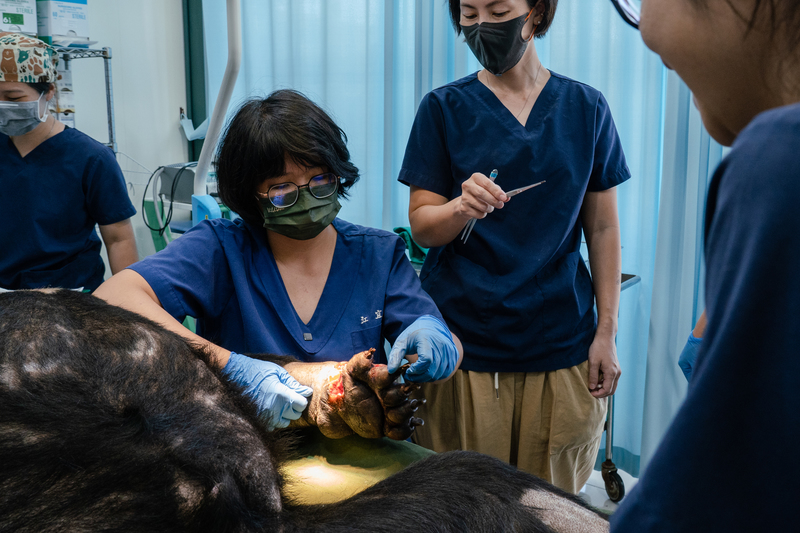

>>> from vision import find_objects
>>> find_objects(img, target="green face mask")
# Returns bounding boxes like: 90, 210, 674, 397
259, 189, 342, 240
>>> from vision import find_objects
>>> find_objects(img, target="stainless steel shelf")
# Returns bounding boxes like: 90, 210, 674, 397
54, 47, 116, 151
54, 47, 110, 60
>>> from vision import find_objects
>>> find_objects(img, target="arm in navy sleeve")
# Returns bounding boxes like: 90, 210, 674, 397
127, 221, 235, 322
381, 237, 443, 344
398, 92, 454, 197
588, 93, 631, 192
83, 147, 137, 226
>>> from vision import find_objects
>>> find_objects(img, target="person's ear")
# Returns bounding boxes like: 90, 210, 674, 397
45, 83, 56, 102
523, 0, 546, 40
532, 0, 546, 29
533, 0, 546, 21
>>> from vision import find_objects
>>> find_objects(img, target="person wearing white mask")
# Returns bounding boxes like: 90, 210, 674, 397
0, 32, 137, 292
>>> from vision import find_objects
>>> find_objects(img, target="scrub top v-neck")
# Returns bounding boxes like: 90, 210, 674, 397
0, 127, 135, 291
476, 70, 554, 132
130, 217, 443, 363
250, 220, 361, 356
399, 71, 631, 373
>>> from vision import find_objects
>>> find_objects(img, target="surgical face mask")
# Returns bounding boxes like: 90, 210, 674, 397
259, 188, 342, 240
0, 92, 47, 137
462, 10, 534, 76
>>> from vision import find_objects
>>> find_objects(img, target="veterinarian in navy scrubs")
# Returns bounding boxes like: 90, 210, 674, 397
97, 90, 461, 430
398, 0, 630, 494
0, 33, 138, 292
607, 0, 800, 531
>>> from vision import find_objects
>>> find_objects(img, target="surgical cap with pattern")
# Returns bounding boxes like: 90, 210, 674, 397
0, 32, 58, 83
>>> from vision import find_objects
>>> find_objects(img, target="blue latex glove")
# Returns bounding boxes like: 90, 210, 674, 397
221, 352, 313, 429
678, 331, 703, 382
388, 315, 459, 382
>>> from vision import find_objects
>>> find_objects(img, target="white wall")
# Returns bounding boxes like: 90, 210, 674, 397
67, 0, 190, 265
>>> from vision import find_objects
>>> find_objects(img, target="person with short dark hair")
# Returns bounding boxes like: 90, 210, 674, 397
609, 0, 800, 530
96, 90, 462, 429
0, 32, 138, 292
398, 0, 629, 494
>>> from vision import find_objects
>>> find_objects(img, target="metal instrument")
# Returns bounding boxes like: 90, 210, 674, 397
460, 169, 497, 244
504, 180, 546, 198
460, 176, 546, 244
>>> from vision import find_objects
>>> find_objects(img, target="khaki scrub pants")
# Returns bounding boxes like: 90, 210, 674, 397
411, 360, 607, 494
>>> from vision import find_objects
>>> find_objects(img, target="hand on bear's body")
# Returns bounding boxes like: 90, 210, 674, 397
277, 349, 423, 440
0, 290, 611, 532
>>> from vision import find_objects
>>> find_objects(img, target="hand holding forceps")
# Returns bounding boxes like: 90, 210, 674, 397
460, 171, 546, 244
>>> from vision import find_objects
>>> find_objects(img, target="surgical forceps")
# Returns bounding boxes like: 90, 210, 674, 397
460, 176, 546, 244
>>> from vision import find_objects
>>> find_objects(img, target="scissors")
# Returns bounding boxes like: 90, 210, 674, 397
460, 179, 546, 244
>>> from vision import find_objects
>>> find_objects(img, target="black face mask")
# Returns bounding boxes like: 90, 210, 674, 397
462, 10, 534, 76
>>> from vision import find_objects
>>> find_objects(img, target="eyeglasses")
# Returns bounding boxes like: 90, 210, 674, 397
258, 172, 339, 208
609, 0, 641, 29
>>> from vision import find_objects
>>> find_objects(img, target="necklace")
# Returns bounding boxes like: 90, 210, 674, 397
515, 61, 543, 121
483, 61, 544, 122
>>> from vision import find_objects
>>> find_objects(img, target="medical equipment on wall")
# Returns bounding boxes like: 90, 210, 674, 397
141, 162, 208, 246
609, 0, 641, 29
191, 0, 241, 227
180, 110, 208, 142
149, 0, 240, 236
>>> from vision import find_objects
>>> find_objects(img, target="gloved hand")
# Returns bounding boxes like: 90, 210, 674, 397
388, 315, 459, 382
222, 352, 313, 429
678, 331, 703, 382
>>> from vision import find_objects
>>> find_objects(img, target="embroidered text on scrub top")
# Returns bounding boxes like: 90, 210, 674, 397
362, 310, 383, 324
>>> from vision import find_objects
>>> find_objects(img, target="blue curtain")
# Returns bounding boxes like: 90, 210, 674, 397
200, 0, 718, 479
640, 71, 723, 469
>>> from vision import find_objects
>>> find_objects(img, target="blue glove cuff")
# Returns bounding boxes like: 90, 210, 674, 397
394, 314, 458, 383
687, 331, 703, 344
221, 351, 245, 377
678, 333, 702, 382
415, 315, 453, 341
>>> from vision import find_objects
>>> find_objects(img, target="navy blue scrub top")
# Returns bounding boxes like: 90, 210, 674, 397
399, 71, 630, 373
612, 103, 800, 532
130, 217, 443, 363
0, 128, 136, 291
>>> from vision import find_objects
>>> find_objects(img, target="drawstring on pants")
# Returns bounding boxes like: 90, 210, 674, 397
494, 372, 499, 399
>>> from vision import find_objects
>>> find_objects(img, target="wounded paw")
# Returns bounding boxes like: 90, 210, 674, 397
308, 349, 423, 440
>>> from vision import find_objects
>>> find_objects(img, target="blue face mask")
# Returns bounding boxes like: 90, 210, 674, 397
0, 92, 47, 137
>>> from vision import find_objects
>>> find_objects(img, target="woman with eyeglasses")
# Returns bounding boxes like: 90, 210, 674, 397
607, 0, 800, 531
96, 89, 462, 430
0, 33, 138, 292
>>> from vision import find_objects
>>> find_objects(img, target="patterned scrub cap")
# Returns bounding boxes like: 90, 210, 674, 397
0, 32, 58, 83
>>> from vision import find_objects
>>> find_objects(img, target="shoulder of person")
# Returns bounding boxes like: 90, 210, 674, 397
707, 102, 800, 247
425, 72, 480, 101
733, 102, 800, 163
547, 71, 606, 106
183, 217, 245, 242
62, 127, 115, 157
724, 103, 800, 193
334, 219, 403, 242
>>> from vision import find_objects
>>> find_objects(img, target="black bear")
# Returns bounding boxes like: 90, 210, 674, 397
0, 290, 609, 532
